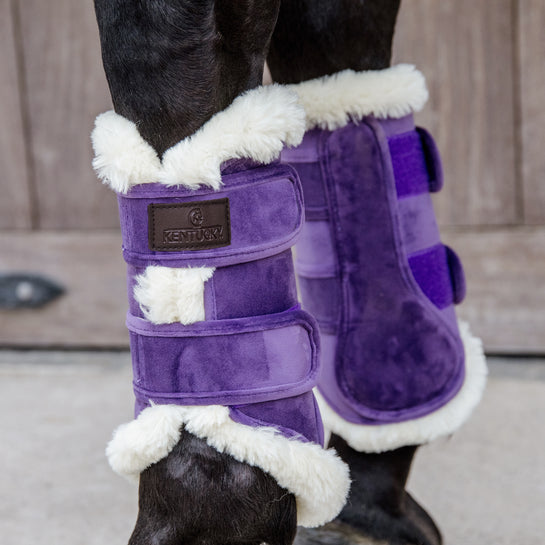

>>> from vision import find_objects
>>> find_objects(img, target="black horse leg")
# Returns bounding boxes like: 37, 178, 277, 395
268, 0, 400, 83
95, 0, 280, 155
324, 436, 442, 545
93, 3, 299, 545
269, 2, 442, 545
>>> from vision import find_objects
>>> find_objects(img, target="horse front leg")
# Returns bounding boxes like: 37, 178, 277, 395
92, 2, 349, 544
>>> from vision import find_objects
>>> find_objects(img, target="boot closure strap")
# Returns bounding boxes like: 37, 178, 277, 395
126, 308, 320, 407
117, 163, 304, 268
389, 126, 444, 197
387, 123, 465, 307
416, 127, 444, 193
407, 243, 467, 309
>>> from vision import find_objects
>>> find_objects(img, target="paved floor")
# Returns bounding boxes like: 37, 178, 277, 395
0, 351, 543, 545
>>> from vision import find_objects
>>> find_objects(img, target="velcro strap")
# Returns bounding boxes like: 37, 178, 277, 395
417, 127, 444, 192
445, 245, 466, 304
408, 244, 466, 309
126, 308, 319, 406
117, 164, 304, 268
389, 127, 444, 198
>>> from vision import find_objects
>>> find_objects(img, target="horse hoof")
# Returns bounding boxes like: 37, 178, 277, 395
295, 520, 384, 545
295, 507, 441, 545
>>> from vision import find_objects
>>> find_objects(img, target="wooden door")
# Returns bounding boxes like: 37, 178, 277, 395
1, 0, 544, 353
394, 1, 545, 354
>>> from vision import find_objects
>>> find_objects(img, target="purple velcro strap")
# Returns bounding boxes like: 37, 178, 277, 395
445, 245, 466, 304
126, 308, 320, 406
389, 131, 429, 197
408, 243, 466, 309
389, 128, 444, 197
117, 163, 304, 268
416, 127, 444, 192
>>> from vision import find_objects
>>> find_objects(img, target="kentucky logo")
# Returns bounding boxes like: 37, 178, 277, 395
148, 198, 231, 251
189, 207, 204, 227
162, 225, 224, 244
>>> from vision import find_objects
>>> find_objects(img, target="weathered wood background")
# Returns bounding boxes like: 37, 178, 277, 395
0, 0, 543, 353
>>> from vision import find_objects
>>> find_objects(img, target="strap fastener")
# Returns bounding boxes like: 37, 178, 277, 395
117, 164, 304, 268
126, 308, 320, 407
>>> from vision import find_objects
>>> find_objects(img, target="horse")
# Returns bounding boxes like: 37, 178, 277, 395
92, 2, 481, 545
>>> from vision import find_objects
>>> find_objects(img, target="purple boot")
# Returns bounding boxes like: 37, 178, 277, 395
91, 85, 349, 528
281, 64, 487, 544
282, 64, 487, 452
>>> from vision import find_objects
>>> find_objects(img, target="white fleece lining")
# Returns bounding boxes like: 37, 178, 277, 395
91, 84, 306, 194
134, 266, 215, 325
107, 404, 350, 528
315, 321, 487, 453
288, 64, 429, 130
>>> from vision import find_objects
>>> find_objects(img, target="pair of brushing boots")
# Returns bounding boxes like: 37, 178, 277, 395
92, 65, 486, 543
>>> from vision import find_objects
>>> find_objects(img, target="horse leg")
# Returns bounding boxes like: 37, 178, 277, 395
269, 2, 485, 545
93, 1, 349, 544
268, 0, 400, 81
95, 0, 281, 153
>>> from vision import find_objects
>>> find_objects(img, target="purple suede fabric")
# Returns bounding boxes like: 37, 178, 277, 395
397, 193, 441, 255
407, 244, 455, 310
127, 309, 319, 407
230, 391, 325, 445
389, 126, 444, 197
389, 131, 430, 198
117, 163, 304, 268
296, 277, 341, 334
282, 115, 467, 425
208, 250, 300, 320
445, 245, 467, 304
416, 127, 444, 193
119, 160, 323, 445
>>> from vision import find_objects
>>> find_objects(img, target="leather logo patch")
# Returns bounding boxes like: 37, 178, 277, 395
148, 198, 231, 251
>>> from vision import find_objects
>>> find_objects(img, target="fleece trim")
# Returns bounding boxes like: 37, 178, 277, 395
316, 321, 487, 453
106, 404, 350, 528
133, 266, 215, 325
91, 85, 306, 194
289, 64, 429, 130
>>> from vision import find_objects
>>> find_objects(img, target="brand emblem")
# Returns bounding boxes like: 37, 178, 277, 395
148, 198, 231, 251
189, 207, 204, 227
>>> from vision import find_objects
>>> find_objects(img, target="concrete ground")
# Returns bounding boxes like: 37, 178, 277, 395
0, 351, 543, 545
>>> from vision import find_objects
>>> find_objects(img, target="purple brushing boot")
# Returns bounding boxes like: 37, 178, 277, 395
281, 65, 487, 544
91, 85, 349, 529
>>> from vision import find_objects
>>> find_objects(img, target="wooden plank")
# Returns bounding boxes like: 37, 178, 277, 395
442, 227, 545, 355
0, 231, 128, 347
393, 0, 518, 227
0, 227, 543, 353
0, 0, 32, 229
18, 0, 116, 229
519, 0, 545, 224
